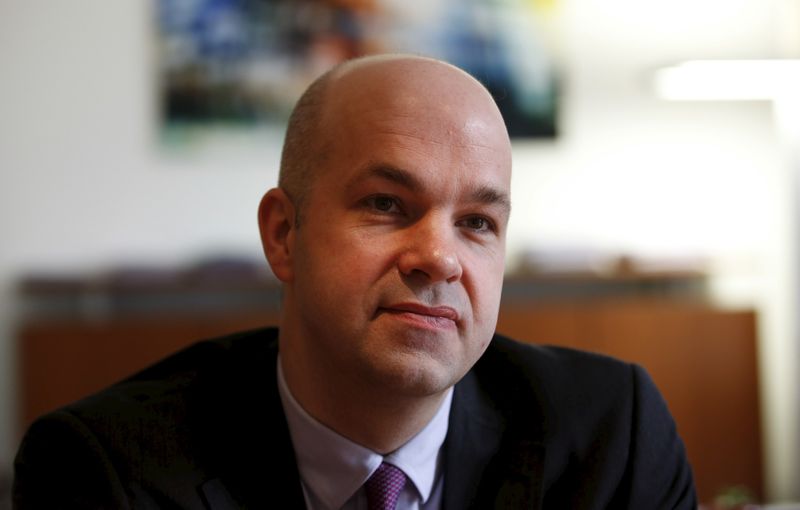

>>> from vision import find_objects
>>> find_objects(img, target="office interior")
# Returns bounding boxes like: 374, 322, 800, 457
1, 0, 799, 507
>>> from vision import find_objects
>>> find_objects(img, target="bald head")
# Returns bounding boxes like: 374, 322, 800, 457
278, 55, 510, 223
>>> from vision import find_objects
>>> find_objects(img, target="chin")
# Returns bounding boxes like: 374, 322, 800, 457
368, 352, 464, 398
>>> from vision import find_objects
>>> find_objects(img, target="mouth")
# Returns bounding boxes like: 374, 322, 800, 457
378, 302, 459, 330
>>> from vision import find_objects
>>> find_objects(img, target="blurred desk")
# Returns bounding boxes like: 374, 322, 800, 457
16, 268, 761, 503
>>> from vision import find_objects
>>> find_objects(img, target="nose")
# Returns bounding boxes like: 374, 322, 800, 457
397, 215, 463, 283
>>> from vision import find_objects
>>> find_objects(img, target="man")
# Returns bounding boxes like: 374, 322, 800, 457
14, 55, 696, 509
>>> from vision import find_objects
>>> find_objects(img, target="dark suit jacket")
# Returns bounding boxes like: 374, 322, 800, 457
14, 327, 696, 509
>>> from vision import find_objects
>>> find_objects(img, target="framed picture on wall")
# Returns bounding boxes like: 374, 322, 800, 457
157, 0, 560, 151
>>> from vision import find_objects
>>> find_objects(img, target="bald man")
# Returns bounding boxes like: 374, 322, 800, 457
14, 55, 696, 509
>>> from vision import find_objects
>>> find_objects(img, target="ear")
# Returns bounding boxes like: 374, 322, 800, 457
258, 188, 297, 283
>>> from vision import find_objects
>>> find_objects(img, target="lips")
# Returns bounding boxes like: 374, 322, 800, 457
378, 302, 460, 327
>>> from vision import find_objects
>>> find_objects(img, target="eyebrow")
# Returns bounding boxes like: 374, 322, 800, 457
352, 164, 512, 215
362, 165, 422, 192
472, 185, 512, 217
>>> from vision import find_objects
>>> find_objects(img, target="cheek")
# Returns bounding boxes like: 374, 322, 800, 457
464, 252, 505, 313
306, 231, 392, 295
338, 230, 398, 273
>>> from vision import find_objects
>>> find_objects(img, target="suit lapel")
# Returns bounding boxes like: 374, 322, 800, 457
194, 332, 306, 510
491, 439, 545, 510
198, 478, 240, 510
442, 369, 503, 509
443, 368, 545, 510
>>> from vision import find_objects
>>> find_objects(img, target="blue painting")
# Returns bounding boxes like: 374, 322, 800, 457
157, 0, 559, 144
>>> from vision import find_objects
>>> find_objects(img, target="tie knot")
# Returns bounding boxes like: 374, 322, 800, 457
365, 462, 408, 510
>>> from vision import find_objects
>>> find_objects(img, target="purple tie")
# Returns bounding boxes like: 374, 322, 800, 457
365, 462, 408, 510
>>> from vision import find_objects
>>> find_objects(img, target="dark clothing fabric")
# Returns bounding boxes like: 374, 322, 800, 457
14, 327, 696, 509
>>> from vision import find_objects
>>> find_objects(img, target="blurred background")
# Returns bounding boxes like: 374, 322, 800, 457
1, 0, 799, 507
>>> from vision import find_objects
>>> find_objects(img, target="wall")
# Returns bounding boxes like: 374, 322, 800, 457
1, 0, 797, 500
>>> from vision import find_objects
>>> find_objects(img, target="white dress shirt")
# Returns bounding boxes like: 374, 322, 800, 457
277, 358, 452, 510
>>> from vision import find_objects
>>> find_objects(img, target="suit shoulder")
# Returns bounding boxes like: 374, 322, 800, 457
68, 326, 278, 412
482, 333, 636, 390
15, 327, 281, 507
471, 334, 658, 434
21, 326, 279, 453
464, 336, 696, 507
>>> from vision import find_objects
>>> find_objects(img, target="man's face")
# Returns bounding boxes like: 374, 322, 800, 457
281, 63, 511, 398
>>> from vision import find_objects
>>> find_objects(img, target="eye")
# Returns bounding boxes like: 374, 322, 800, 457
458, 216, 495, 233
364, 195, 402, 214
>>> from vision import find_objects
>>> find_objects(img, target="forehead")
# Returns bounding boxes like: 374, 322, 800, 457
326, 59, 505, 138
314, 59, 512, 193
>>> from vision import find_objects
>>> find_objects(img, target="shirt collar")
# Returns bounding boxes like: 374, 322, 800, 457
277, 357, 452, 510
